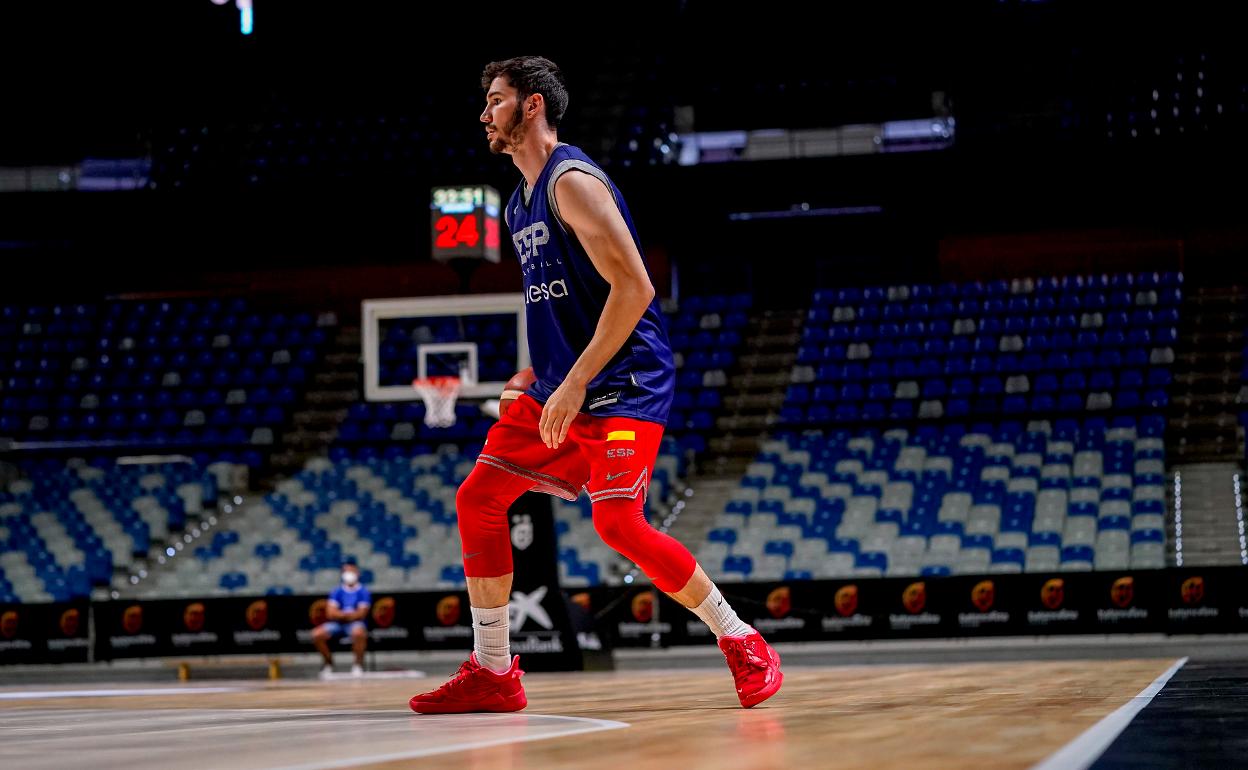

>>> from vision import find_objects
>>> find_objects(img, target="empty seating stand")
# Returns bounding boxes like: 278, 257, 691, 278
786, 273, 1180, 428
698, 415, 1169, 581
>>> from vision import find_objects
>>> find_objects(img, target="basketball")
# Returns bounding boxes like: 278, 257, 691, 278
499, 366, 536, 416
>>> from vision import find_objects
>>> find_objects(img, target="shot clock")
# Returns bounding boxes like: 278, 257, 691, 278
430, 185, 502, 263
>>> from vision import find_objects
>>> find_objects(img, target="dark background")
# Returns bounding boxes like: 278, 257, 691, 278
3, 1, 1245, 306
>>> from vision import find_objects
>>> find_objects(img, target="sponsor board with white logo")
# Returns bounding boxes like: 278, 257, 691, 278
888, 613, 942, 630
511, 632, 564, 654
1168, 607, 1219, 620
618, 622, 670, 638
822, 614, 874, 631
753, 617, 807, 633
1096, 608, 1149, 622
957, 611, 1010, 628
233, 630, 282, 645
369, 627, 411, 640
422, 626, 473, 641
172, 632, 219, 647
47, 638, 90, 651
1027, 609, 1080, 625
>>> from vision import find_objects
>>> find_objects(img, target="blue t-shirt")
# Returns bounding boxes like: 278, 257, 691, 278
329, 585, 372, 613
505, 143, 675, 425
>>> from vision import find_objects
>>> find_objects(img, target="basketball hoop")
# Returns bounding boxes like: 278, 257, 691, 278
412, 376, 461, 428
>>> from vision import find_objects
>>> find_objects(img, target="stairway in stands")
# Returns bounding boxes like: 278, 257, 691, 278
1167, 284, 1247, 566
265, 325, 361, 481
675, 308, 803, 547
703, 308, 802, 475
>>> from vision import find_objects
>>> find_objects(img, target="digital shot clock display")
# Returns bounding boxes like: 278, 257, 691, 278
430, 185, 501, 263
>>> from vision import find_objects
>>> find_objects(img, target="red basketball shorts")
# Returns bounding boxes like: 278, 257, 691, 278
478, 394, 662, 504
458, 394, 697, 592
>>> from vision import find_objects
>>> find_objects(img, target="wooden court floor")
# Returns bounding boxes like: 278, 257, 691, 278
0, 658, 1176, 770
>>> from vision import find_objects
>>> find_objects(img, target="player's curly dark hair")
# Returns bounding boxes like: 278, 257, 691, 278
481, 56, 569, 129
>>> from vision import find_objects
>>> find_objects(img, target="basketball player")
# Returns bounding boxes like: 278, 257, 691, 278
408, 56, 782, 713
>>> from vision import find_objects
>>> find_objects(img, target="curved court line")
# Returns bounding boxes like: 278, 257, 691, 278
269, 714, 631, 770
1030, 656, 1188, 770
0, 687, 247, 700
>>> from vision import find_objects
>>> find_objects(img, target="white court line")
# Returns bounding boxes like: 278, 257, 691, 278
0, 687, 247, 700
269, 714, 631, 770
1031, 656, 1188, 770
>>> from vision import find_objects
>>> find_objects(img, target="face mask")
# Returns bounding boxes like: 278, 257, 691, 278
342, 571, 358, 586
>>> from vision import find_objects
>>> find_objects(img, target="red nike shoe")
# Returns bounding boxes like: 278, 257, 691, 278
408, 653, 527, 714
719, 631, 783, 708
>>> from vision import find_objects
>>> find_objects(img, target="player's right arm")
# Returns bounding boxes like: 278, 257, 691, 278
538, 170, 656, 448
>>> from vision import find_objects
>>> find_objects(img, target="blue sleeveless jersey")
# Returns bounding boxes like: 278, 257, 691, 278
505, 143, 674, 425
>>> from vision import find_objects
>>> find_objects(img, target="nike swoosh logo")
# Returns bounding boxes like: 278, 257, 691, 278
605, 470, 632, 482
464, 552, 482, 560
479, 620, 501, 627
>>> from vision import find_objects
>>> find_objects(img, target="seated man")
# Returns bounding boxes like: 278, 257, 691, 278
312, 560, 371, 677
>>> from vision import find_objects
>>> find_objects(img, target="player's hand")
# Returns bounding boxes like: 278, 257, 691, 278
539, 380, 586, 449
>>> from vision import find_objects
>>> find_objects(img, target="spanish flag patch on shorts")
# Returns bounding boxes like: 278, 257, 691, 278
606, 430, 636, 441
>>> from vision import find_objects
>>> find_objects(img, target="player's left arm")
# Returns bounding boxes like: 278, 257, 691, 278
541, 170, 655, 449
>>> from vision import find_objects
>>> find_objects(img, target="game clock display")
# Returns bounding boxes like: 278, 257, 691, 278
430, 185, 502, 263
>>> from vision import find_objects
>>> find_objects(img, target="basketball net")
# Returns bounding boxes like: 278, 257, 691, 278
412, 376, 461, 428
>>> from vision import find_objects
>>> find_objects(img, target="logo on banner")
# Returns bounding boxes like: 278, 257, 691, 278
631, 591, 654, 623
122, 605, 144, 634
1181, 576, 1205, 605
822, 583, 872, 632
766, 586, 792, 619
308, 599, 328, 627
510, 513, 534, 551
245, 601, 269, 631
436, 595, 461, 626
1110, 577, 1135, 608
510, 586, 555, 630
372, 597, 397, 628
902, 582, 927, 614
182, 602, 206, 632
174, 602, 217, 647
1040, 579, 1066, 610
0, 610, 18, 639
835, 585, 859, 617
59, 608, 81, 637
971, 580, 996, 612
1027, 577, 1079, 626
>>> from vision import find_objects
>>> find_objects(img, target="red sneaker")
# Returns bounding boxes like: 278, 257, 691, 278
718, 631, 783, 708
408, 653, 527, 714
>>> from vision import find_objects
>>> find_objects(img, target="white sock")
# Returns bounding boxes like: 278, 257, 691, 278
471, 605, 512, 673
690, 586, 754, 639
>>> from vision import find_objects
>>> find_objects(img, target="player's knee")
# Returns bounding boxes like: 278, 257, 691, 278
455, 475, 485, 524
455, 471, 506, 524
312, 626, 328, 641
593, 496, 696, 592
456, 480, 490, 540
592, 498, 645, 553
351, 626, 367, 641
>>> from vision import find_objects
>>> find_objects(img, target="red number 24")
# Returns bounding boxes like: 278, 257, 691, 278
435, 215, 480, 249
